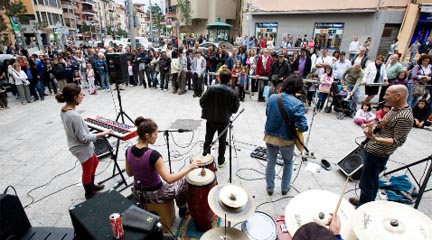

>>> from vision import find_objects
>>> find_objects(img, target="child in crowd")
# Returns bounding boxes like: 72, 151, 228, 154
413, 99, 431, 128
316, 66, 334, 111
338, 85, 350, 98
231, 60, 242, 89
86, 63, 96, 95
72, 70, 82, 85
376, 104, 390, 121
354, 102, 376, 128
237, 66, 248, 101
127, 60, 135, 86
393, 70, 408, 86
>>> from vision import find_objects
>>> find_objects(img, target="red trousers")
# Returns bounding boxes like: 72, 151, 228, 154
81, 154, 99, 184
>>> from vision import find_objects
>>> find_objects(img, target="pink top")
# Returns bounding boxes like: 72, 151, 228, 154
319, 74, 334, 93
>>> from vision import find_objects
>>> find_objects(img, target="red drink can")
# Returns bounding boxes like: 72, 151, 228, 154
109, 213, 124, 239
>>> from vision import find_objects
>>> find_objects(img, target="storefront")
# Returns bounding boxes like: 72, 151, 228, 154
255, 22, 278, 44
313, 22, 344, 50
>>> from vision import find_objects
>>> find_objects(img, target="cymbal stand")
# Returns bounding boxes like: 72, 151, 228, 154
158, 129, 191, 174
383, 154, 432, 209
203, 109, 245, 183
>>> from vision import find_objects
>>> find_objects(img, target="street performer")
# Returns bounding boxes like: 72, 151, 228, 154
349, 85, 413, 207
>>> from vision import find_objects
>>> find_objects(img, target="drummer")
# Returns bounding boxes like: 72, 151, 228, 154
293, 214, 343, 240
125, 116, 201, 217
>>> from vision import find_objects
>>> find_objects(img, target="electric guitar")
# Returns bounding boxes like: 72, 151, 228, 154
361, 120, 388, 146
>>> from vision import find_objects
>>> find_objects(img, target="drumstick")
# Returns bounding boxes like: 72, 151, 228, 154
334, 176, 350, 216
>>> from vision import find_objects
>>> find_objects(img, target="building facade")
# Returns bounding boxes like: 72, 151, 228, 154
243, 0, 409, 60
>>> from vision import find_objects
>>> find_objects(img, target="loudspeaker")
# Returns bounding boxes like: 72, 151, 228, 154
0, 193, 32, 239
337, 146, 365, 180
69, 191, 162, 240
93, 138, 111, 158
106, 53, 129, 84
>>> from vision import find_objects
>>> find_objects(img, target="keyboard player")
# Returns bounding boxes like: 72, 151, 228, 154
56, 84, 113, 200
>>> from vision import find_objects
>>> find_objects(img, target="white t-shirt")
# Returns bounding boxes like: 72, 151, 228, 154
315, 55, 333, 78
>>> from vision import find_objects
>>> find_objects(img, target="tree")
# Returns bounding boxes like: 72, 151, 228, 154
146, 4, 165, 35
1, 0, 26, 17
177, 0, 192, 31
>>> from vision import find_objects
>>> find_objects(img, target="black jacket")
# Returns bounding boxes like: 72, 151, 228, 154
269, 60, 291, 84
200, 84, 240, 124
292, 56, 312, 78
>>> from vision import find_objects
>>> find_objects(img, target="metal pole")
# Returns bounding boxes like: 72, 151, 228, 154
127, 0, 136, 49
149, 0, 153, 42
72, 0, 77, 43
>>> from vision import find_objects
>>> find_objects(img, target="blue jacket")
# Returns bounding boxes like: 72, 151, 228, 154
265, 93, 308, 140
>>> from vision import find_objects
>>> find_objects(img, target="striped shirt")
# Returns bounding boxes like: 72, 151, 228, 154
364, 106, 414, 157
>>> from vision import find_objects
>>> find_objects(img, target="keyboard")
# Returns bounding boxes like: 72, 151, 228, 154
84, 116, 137, 141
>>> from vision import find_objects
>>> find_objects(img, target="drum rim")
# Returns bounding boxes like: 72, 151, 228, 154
241, 211, 277, 240
185, 168, 215, 186
192, 153, 214, 165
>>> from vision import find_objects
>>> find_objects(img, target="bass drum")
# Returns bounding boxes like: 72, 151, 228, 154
241, 211, 277, 240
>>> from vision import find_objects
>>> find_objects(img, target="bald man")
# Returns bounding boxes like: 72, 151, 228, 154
350, 85, 413, 207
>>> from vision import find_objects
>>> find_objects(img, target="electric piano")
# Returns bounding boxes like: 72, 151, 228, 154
84, 116, 137, 140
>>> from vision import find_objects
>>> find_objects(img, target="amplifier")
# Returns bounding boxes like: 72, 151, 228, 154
250, 146, 284, 166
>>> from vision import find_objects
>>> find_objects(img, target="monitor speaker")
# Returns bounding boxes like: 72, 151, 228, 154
93, 138, 112, 158
106, 53, 128, 84
0, 193, 32, 239
337, 146, 365, 180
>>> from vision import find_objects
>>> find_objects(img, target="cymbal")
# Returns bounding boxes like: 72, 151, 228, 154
208, 184, 255, 222
219, 184, 248, 209
352, 200, 432, 240
284, 190, 356, 240
200, 227, 249, 240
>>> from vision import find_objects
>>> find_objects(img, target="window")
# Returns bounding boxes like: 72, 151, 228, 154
37, 0, 44, 5
255, 22, 278, 46
33, 0, 37, 5
313, 22, 344, 50
53, 13, 61, 24
41, 12, 48, 25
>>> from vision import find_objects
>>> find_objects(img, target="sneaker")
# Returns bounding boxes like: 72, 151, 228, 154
217, 158, 226, 168
321, 159, 332, 171
349, 197, 360, 206
267, 189, 273, 196
163, 89, 167, 92
282, 190, 289, 195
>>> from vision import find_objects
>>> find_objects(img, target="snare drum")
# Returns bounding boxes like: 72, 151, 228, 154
186, 168, 216, 231
241, 211, 277, 240
191, 153, 216, 172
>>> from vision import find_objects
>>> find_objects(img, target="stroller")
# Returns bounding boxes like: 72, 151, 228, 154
324, 82, 356, 119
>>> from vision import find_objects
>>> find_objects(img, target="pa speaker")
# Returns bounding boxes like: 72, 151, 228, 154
93, 138, 111, 158
337, 146, 365, 180
107, 53, 129, 84
0, 193, 32, 239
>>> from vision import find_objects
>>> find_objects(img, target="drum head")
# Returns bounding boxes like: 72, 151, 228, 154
192, 153, 213, 166
241, 211, 277, 240
186, 168, 215, 186
219, 185, 248, 209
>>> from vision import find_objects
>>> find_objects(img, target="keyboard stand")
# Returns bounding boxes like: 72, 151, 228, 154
97, 136, 129, 190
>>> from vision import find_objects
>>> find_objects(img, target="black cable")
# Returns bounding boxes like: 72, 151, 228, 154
170, 131, 195, 149
255, 195, 294, 210
161, 223, 178, 240
24, 159, 80, 208
3, 185, 18, 195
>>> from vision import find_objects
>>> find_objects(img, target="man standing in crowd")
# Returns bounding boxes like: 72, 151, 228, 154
191, 50, 206, 97
350, 85, 413, 207
291, 48, 312, 79
381, 54, 403, 102
419, 36, 432, 54
200, 70, 240, 167
348, 37, 360, 61
264, 76, 308, 196
333, 51, 351, 82
268, 53, 291, 94
314, 48, 333, 78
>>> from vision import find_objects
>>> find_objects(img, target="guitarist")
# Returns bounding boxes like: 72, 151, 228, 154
349, 85, 414, 207
264, 75, 308, 196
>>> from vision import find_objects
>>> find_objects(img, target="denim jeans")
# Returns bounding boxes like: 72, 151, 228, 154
316, 92, 329, 110
160, 71, 169, 89
99, 72, 109, 90
265, 143, 295, 192
151, 71, 159, 88
358, 151, 389, 206
346, 82, 358, 110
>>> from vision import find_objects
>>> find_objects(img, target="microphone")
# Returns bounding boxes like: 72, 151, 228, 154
158, 129, 193, 133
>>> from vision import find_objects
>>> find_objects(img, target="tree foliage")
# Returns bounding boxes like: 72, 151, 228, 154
146, 4, 165, 34
0, 0, 27, 17
177, 0, 192, 26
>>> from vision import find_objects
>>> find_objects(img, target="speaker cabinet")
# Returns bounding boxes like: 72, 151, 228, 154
93, 138, 111, 158
0, 194, 32, 239
106, 53, 129, 84
337, 146, 365, 180
69, 191, 162, 240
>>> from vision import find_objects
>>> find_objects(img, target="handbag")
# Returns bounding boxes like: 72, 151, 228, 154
122, 205, 160, 231
139, 62, 146, 71
262, 85, 270, 98
412, 83, 426, 97
276, 94, 309, 152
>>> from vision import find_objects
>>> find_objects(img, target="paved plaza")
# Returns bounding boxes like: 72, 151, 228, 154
0, 85, 431, 233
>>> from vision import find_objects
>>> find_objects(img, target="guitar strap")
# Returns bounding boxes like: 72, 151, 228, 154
276, 94, 309, 153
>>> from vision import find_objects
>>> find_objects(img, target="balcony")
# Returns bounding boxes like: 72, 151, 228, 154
81, 0, 94, 5
82, 10, 96, 16
63, 12, 75, 19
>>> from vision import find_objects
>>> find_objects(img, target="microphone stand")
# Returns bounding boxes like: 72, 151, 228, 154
203, 109, 245, 183
159, 129, 192, 174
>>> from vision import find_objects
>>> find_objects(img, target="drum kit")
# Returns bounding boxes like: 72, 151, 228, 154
185, 155, 432, 240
